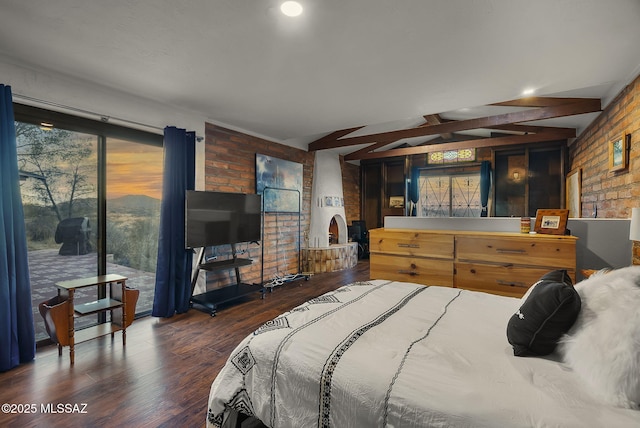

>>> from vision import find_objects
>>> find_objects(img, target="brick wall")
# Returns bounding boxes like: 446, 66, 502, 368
203, 123, 360, 288
569, 74, 640, 218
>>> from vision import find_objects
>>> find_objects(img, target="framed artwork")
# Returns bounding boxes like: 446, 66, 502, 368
256, 154, 303, 212
389, 196, 404, 208
608, 132, 627, 172
566, 169, 581, 218
534, 209, 569, 235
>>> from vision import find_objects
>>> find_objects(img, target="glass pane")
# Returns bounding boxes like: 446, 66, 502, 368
417, 173, 481, 217
451, 175, 481, 217
17, 122, 98, 342
418, 175, 450, 217
495, 152, 526, 217
529, 149, 562, 214
385, 162, 404, 204
106, 138, 163, 315
363, 163, 381, 228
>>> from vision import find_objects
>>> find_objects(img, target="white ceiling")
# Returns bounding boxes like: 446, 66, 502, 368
1, 0, 640, 153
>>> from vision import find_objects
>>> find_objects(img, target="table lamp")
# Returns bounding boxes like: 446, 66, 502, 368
629, 208, 640, 265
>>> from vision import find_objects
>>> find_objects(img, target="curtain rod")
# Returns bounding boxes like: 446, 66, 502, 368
12, 92, 164, 132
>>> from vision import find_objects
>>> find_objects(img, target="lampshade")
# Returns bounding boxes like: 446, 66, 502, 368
630, 208, 640, 241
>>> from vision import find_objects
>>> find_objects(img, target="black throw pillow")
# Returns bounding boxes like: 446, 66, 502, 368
506, 270, 581, 357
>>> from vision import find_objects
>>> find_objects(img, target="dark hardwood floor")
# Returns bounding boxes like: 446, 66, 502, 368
0, 260, 370, 428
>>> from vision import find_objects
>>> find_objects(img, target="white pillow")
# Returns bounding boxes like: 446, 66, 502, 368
558, 266, 640, 409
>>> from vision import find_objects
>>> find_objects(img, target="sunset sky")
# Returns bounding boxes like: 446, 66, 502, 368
107, 139, 164, 200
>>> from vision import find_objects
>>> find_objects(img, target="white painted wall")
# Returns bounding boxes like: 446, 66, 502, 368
0, 58, 208, 189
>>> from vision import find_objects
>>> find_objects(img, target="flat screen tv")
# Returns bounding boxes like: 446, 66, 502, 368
185, 190, 262, 248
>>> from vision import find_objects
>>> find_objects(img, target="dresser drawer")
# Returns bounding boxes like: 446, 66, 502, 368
369, 230, 454, 259
455, 235, 576, 267
370, 254, 453, 287
455, 262, 576, 298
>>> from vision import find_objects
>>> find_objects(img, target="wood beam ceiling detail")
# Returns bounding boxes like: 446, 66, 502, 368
345, 128, 576, 161
308, 97, 601, 160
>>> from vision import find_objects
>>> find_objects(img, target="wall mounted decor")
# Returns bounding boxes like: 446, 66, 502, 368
608, 132, 627, 172
256, 154, 303, 212
566, 169, 581, 218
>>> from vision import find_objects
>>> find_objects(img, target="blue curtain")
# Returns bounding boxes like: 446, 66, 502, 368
480, 160, 491, 217
152, 127, 195, 317
0, 84, 35, 371
409, 167, 420, 216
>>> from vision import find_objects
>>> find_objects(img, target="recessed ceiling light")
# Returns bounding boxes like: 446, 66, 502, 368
281, 1, 303, 17
522, 88, 535, 96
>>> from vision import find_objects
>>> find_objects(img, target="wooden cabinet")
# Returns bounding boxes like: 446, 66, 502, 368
369, 229, 454, 287
361, 159, 407, 229
493, 145, 565, 217
369, 228, 577, 298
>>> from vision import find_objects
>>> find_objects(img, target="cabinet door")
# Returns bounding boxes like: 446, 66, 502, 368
370, 254, 454, 287
362, 162, 382, 228
455, 262, 575, 298
494, 151, 526, 217
369, 230, 454, 259
456, 235, 576, 268
528, 149, 563, 214
493, 145, 564, 217
384, 161, 405, 214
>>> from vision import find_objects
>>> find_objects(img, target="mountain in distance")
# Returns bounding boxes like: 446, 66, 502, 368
108, 194, 161, 214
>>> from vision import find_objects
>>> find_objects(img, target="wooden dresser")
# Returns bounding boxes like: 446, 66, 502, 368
369, 228, 577, 298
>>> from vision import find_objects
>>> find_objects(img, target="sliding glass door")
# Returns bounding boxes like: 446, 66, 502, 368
15, 105, 163, 343
106, 138, 163, 316
17, 122, 99, 340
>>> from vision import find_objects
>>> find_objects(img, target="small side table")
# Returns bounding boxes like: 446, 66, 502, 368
54, 274, 128, 365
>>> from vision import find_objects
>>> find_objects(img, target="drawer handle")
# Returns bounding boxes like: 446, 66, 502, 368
397, 270, 419, 276
397, 243, 420, 248
496, 279, 527, 288
496, 248, 527, 254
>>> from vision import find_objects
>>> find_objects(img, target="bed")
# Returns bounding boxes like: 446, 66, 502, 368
207, 275, 640, 428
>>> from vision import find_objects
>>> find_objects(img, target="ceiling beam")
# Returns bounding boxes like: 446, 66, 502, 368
345, 128, 576, 161
344, 141, 393, 160
309, 98, 600, 151
423, 114, 453, 139
307, 125, 365, 149
484, 123, 576, 134
490, 97, 599, 107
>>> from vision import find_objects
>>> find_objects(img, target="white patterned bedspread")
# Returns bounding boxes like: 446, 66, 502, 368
207, 280, 640, 428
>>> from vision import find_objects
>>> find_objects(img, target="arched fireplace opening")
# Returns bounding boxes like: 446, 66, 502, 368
328, 214, 347, 245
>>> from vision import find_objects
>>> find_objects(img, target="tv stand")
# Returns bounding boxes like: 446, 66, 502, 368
190, 243, 264, 316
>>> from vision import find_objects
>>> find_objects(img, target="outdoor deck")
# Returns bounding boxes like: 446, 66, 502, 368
28, 249, 155, 342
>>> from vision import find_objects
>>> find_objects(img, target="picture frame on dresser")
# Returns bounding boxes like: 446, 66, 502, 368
533, 209, 569, 235
608, 132, 627, 172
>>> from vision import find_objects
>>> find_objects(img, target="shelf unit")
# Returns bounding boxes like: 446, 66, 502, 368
190, 243, 264, 316
51, 274, 136, 365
